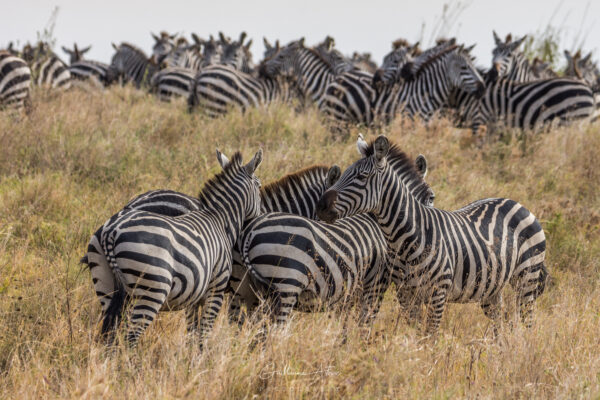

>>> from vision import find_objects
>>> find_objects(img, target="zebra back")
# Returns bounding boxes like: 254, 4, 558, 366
110, 43, 158, 88
0, 51, 31, 110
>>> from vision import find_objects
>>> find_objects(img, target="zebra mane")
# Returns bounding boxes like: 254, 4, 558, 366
198, 152, 245, 204
363, 140, 431, 194
118, 42, 149, 59
403, 44, 459, 80
304, 47, 338, 72
261, 165, 330, 198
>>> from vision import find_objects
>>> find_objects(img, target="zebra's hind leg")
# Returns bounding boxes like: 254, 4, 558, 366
424, 287, 448, 337
197, 287, 227, 348
185, 303, 200, 333
125, 293, 166, 346
481, 293, 503, 337
513, 260, 548, 328
272, 291, 299, 326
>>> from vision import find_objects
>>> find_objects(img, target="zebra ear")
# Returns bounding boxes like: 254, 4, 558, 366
151, 33, 160, 42
245, 149, 263, 174
61, 46, 72, 55
112, 42, 119, 51
373, 136, 389, 163
263, 37, 272, 50
510, 35, 526, 51
192, 33, 203, 45
415, 154, 428, 178
299, 37, 305, 47
493, 31, 502, 46
357, 133, 369, 157
216, 149, 230, 169
81, 45, 91, 54
327, 165, 341, 187
245, 39, 253, 50
564, 50, 572, 62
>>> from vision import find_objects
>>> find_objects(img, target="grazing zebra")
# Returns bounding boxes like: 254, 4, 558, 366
317, 135, 548, 335
372, 42, 484, 124
23, 42, 71, 90
240, 135, 435, 327
110, 43, 158, 88
261, 38, 340, 106
97, 149, 263, 345
62, 44, 112, 88
187, 58, 299, 116
0, 51, 31, 111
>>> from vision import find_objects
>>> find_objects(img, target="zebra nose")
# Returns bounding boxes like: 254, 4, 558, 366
316, 191, 339, 223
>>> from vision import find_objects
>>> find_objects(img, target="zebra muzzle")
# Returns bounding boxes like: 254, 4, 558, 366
316, 190, 339, 223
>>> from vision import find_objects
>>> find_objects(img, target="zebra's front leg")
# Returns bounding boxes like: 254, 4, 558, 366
425, 287, 448, 336
481, 293, 503, 337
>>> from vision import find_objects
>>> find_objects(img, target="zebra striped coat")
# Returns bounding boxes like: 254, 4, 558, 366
188, 64, 298, 116
151, 67, 197, 101
30, 55, 71, 90
240, 137, 435, 326
0, 51, 31, 110
372, 44, 484, 125
318, 136, 548, 335
97, 150, 263, 345
110, 43, 158, 88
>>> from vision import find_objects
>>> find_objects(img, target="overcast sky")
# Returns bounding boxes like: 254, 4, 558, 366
2, 0, 598, 68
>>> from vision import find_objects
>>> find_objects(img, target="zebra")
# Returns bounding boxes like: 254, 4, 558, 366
187, 56, 300, 116
151, 31, 177, 64
317, 135, 548, 335
372, 39, 421, 88
96, 149, 263, 345
313, 36, 354, 75
240, 139, 435, 328
0, 51, 31, 111
62, 44, 112, 88
109, 43, 158, 88
22, 42, 71, 90
150, 67, 196, 101
564, 50, 600, 91
197, 34, 224, 68
82, 165, 337, 329
221, 32, 255, 74
260, 38, 341, 106
531, 58, 558, 80
489, 32, 534, 82
372, 42, 484, 125
350, 52, 378, 74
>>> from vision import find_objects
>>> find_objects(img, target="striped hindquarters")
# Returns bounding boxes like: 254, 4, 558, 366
0, 52, 31, 110
320, 69, 376, 125
69, 60, 110, 88
150, 67, 196, 101
190, 65, 267, 116
479, 78, 595, 130
32, 56, 72, 89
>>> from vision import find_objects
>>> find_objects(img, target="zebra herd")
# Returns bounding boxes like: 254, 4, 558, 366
1, 31, 599, 133
79, 132, 547, 346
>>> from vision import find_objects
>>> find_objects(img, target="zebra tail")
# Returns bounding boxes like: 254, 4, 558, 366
101, 231, 128, 338
187, 74, 199, 113
240, 242, 271, 294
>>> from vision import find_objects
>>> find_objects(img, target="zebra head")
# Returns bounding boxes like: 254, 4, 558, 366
259, 38, 304, 78
201, 35, 224, 67
373, 44, 416, 87
317, 135, 434, 223
61, 43, 91, 64
565, 50, 600, 91
222, 32, 254, 72
211, 148, 264, 221
263, 38, 281, 60
491, 31, 527, 79
442, 46, 485, 97
151, 32, 176, 65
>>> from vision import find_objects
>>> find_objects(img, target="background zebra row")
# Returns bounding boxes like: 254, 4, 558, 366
0, 51, 31, 111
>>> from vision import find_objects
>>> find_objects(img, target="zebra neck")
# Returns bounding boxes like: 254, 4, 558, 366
294, 49, 335, 100
399, 66, 451, 118
375, 168, 427, 252
200, 194, 246, 245
508, 56, 535, 82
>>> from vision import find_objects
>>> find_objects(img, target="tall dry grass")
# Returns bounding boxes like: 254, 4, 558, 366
0, 87, 599, 399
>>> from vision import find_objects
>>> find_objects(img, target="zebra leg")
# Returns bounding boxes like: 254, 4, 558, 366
396, 287, 422, 327
424, 287, 448, 336
227, 293, 246, 326
272, 291, 299, 326
513, 261, 548, 328
198, 287, 227, 345
185, 304, 200, 333
481, 293, 503, 337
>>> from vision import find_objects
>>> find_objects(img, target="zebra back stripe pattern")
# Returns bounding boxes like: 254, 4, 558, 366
0, 51, 31, 110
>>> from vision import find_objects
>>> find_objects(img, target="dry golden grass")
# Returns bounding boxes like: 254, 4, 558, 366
0, 87, 599, 399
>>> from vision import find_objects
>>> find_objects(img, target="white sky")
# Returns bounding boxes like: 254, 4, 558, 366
2, 0, 598, 69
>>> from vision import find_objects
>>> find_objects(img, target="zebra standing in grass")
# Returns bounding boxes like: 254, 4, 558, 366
97, 149, 263, 345
0, 50, 31, 111
372, 42, 484, 125
82, 165, 339, 327
240, 136, 435, 327
62, 44, 112, 88
109, 43, 158, 88
187, 52, 300, 116
317, 135, 548, 335
23, 42, 71, 90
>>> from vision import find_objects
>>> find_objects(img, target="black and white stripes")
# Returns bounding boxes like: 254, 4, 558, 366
0, 51, 31, 110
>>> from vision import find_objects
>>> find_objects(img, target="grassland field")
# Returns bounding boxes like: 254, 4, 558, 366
0, 86, 599, 399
